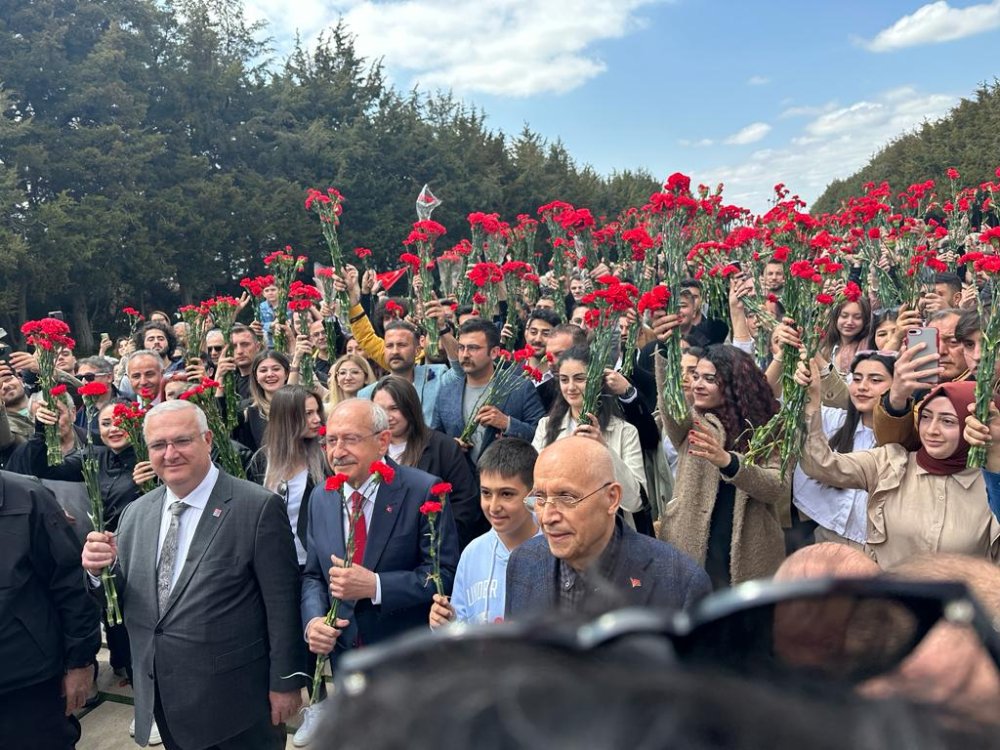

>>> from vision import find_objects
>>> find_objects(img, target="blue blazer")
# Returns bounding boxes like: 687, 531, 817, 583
301, 462, 459, 653
431, 371, 545, 454
505, 520, 712, 617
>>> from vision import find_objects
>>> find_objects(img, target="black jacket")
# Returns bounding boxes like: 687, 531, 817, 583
0, 471, 101, 694
5, 424, 141, 532
415, 429, 485, 549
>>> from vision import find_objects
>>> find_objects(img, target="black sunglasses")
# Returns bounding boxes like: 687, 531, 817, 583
331, 578, 1000, 696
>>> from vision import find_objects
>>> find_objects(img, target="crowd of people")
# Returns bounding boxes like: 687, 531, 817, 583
4, 205, 1000, 750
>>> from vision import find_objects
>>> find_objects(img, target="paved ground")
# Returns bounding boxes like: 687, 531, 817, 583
76, 647, 311, 749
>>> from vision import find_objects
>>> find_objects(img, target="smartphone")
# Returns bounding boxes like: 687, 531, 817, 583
48, 310, 65, 321
905, 327, 940, 385
100, 332, 111, 342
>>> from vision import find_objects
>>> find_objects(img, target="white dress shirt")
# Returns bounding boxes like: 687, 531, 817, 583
792, 406, 874, 543
156, 464, 220, 594
341, 476, 382, 605
284, 469, 308, 566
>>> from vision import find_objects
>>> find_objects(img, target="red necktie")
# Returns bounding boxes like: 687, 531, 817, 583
350, 491, 367, 566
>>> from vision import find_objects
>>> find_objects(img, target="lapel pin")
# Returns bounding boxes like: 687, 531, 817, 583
212, 508, 222, 518
629, 577, 642, 588
386, 506, 393, 513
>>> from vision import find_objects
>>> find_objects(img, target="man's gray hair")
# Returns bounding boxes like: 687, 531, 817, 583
127, 349, 164, 371
331, 398, 390, 433
143, 399, 209, 439
77, 356, 114, 374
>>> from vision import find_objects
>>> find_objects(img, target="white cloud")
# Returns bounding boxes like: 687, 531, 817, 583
861, 0, 1000, 52
679, 138, 714, 147
245, 0, 660, 97
694, 87, 959, 213
724, 122, 771, 145
747, 75, 769, 86
779, 101, 837, 118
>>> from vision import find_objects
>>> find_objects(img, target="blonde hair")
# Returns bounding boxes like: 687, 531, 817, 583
325, 354, 376, 408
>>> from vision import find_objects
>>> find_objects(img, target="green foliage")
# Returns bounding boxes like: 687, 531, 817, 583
0, 0, 658, 349
813, 80, 1000, 214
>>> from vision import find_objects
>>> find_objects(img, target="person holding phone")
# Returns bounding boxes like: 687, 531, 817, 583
797, 362, 999, 569
873, 308, 969, 449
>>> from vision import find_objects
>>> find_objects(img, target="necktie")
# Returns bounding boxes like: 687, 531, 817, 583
350, 491, 367, 566
157, 500, 189, 614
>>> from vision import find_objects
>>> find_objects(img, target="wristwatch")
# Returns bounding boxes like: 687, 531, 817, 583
620, 385, 638, 401
438, 323, 453, 336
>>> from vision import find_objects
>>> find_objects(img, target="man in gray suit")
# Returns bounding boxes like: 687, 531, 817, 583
505, 437, 711, 617
82, 400, 305, 749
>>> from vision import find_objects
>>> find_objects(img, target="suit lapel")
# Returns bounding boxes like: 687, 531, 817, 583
137, 488, 168, 585
159, 473, 231, 619
331, 490, 347, 561
362, 480, 403, 571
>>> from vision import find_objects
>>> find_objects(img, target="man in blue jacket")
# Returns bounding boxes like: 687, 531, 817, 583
506, 436, 711, 617
432, 319, 545, 464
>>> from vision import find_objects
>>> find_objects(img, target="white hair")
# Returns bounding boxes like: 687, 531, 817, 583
143, 399, 209, 439
331, 397, 390, 433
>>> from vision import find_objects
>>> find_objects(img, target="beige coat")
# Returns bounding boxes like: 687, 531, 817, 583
655, 352, 789, 584
800, 408, 1000, 568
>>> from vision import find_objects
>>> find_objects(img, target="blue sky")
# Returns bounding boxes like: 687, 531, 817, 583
245, 0, 1000, 212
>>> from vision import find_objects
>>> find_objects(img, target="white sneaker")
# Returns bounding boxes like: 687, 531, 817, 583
148, 719, 163, 746
128, 717, 135, 737
292, 702, 325, 747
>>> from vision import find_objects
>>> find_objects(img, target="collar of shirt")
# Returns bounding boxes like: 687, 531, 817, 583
164, 463, 220, 511
912, 461, 981, 489
342, 475, 378, 506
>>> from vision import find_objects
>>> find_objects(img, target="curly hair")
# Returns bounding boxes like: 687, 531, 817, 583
698, 345, 778, 452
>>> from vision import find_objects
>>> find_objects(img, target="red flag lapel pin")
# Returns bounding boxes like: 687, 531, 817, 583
629, 577, 642, 588
212, 507, 222, 518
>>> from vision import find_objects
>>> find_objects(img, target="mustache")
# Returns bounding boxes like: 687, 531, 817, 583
330, 458, 357, 468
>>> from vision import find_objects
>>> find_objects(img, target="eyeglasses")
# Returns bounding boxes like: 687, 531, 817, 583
148, 435, 200, 454
206, 345, 225, 353
324, 431, 378, 448
524, 481, 612, 511
330, 578, 1000, 694
337, 369, 365, 378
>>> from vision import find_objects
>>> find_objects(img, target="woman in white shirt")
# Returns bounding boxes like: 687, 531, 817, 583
792, 351, 895, 547
532, 345, 644, 514
248, 385, 327, 567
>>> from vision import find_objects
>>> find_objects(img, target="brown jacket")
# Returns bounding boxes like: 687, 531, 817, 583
655, 352, 789, 584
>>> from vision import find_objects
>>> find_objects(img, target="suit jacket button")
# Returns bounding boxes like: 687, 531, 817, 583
154, 627, 163, 635
147, 672, 154, 679
352, 639, 359, 648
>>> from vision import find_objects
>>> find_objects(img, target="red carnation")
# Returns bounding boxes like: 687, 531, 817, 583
946, 167, 960, 180
78, 382, 109, 398
430, 482, 453, 497
369, 461, 395, 484
50, 384, 68, 397
843, 282, 862, 303
354, 247, 373, 259
419, 500, 443, 516
325, 473, 350, 492
816, 293, 835, 305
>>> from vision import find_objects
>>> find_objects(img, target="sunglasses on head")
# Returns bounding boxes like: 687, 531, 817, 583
332, 577, 1000, 697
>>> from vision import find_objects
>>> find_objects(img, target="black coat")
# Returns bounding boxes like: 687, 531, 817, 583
415, 430, 485, 549
5, 426, 141, 532
0, 471, 101, 694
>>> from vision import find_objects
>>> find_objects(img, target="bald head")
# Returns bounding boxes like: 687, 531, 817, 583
533, 437, 622, 572
775, 543, 880, 582
537, 436, 615, 489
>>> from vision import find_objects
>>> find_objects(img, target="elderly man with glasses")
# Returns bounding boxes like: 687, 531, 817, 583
506, 436, 710, 617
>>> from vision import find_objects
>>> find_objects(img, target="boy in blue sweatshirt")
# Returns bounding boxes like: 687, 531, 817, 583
429, 438, 540, 627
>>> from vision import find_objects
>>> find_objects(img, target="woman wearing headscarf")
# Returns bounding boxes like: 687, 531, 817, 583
798, 363, 1000, 568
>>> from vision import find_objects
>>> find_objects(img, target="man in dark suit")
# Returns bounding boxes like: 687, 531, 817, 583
297, 399, 459, 746
302, 399, 459, 653
431, 318, 545, 464
82, 400, 305, 750
506, 436, 711, 617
